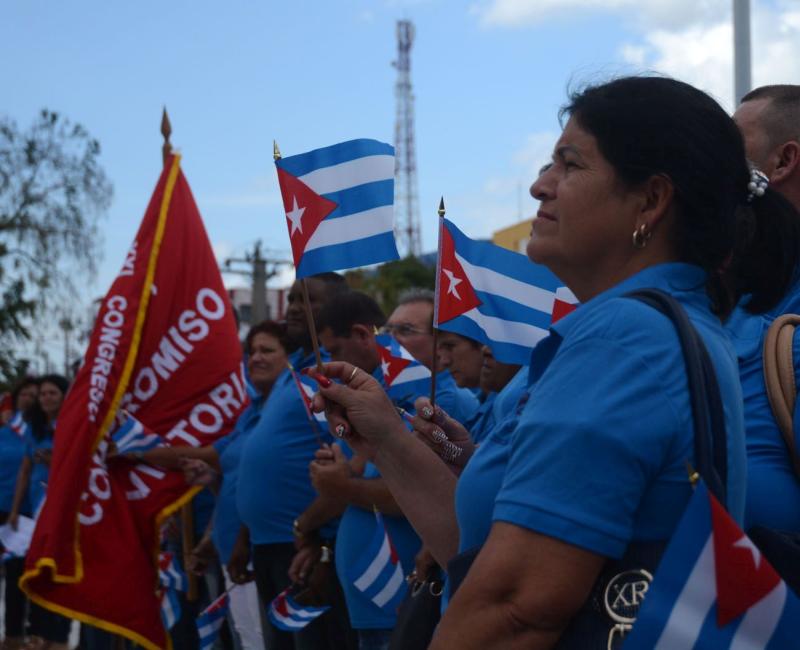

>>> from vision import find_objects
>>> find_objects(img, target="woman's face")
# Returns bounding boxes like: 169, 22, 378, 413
39, 382, 65, 420
247, 333, 288, 393
527, 117, 643, 299
17, 384, 38, 412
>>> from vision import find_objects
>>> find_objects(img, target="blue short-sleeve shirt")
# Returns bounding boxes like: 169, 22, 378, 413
24, 431, 55, 514
0, 417, 29, 514
237, 349, 336, 545
485, 263, 745, 559
435, 372, 480, 427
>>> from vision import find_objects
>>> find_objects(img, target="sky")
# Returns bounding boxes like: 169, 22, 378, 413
2, 0, 800, 368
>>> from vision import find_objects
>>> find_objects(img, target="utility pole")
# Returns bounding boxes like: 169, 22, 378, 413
733, 0, 752, 104
223, 241, 290, 325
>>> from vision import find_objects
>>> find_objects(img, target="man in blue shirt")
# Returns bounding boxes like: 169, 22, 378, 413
236, 272, 355, 650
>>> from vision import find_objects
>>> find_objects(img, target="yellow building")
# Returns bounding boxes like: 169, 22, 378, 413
492, 219, 533, 254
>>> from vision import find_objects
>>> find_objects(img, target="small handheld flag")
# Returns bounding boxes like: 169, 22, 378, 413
160, 588, 181, 630
434, 218, 576, 365
268, 589, 330, 631
349, 510, 406, 613
374, 334, 431, 411
8, 411, 26, 437
623, 480, 800, 649
109, 411, 164, 456
158, 551, 187, 593
274, 139, 399, 277
196, 592, 229, 650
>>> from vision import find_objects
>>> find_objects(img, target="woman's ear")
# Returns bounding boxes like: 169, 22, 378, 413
639, 174, 675, 230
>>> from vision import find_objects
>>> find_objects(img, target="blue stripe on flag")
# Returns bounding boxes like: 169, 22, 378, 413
767, 594, 800, 649
696, 603, 739, 647
322, 179, 394, 219
474, 289, 554, 332
297, 232, 399, 278
275, 139, 394, 177
441, 315, 538, 366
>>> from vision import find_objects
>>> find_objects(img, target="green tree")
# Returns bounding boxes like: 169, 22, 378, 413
346, 255, 436, 315
0, 109, 112, 382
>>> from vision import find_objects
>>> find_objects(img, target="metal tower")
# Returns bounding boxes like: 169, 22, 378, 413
393, 20, 422, 257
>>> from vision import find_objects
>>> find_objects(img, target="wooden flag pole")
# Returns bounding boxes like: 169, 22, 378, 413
162, 110, 198, 602
430, 197, 446, 408
274, 140, 324, 373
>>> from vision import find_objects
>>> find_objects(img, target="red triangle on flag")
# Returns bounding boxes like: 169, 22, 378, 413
377, 344, 411, 386
551, 287, 578, 324
276, 167, 338, 267
437, 225, 482, 324
710, 493, 781, 627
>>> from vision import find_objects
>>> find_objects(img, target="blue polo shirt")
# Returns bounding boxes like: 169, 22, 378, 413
456, 264, 746, 560
492, 367, 528, 424
726, 300, 800, 532
212, 397, 264, 563
0, 417, 29, 514
237, 349, 335, 545
24, 430, 55, 515
464, 393, 496, 444
435, 372, 479, 427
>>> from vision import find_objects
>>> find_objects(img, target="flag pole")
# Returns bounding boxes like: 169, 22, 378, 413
430, 197, 445, 407
274, 141, 325, 373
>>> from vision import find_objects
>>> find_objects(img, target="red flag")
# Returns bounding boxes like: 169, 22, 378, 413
435, 222, 482, 325
20, 155, 246, 650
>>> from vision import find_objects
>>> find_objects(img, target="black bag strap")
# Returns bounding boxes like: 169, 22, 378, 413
626, 289, 728, 506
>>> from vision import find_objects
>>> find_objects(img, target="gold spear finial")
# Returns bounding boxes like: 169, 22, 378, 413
273, 140, 282, 161
438, 196, 446, 217
685, 460, 700, 488
161, 107, 173, 167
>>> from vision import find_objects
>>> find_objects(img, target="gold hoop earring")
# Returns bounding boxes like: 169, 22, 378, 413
632, 224, 652, 249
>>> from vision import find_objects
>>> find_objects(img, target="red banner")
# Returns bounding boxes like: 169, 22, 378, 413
21, 155, 246, 650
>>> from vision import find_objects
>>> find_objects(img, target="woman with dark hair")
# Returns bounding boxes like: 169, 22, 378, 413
9, 374, 72, 650
302, 75, 800, 648
1, 378, 38, 650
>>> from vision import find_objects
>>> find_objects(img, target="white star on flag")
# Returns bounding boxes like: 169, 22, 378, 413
381, 359, 391, 378
733, 535, 762, 569
443, 269, 463, 300
286, 196, 306, 236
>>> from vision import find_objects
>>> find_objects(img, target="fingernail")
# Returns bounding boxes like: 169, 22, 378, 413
335, 424, 346, 438
421, 407, 434, 419
312, 372, 332, 388
432, 429, 447, 444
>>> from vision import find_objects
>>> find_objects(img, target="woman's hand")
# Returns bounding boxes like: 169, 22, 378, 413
305, 362, 407, 460
227, 527, 254, 584
180, 458, 218, 487
309, 444, 354, 498
288, 543, 320, 584
411, 397, 476, 470
187, 535, 216, 576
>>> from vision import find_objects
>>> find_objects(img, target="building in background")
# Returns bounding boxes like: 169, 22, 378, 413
227, 286, 289, 338
493, 219, 532, 254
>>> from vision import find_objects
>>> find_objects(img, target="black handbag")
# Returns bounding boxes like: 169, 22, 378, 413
446, 289, 730, 649
388, 569, 444, 650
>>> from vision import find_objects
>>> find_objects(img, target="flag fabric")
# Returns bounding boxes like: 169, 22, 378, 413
8, 411, 27, 437
20, 154, 247, 650
110, 412, 164, 456
374, 334, 431, 410
434, 218, 576, 365
623, 480, 800, 649
159, 588, 181, 631
275, 139, 399, 277
349, 510, 406, 613
158, 551, 187, 593
268, 589, 330, 632
287, 363, 326, 425
196, 592, 229, 650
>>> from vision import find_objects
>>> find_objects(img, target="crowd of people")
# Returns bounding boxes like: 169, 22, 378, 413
2, 76, 800, 650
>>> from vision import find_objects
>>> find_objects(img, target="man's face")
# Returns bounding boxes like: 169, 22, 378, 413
385, 301, 434, 369
285, 279, 327, 346
437, 331, 483, 389
734, 98, 775, 175
479, 346, 521, 394
319, 326, 378, 373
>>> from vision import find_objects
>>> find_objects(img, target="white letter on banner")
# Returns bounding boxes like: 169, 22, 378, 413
196, 288, 225, 320
209, 382, 240, 419
151, 337, 186, 380
189, 403, 223, 435
133, 367, 158, 402
179, 310, 209, 342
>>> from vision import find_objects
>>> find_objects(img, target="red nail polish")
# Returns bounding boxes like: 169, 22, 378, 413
313, 372, 332, 388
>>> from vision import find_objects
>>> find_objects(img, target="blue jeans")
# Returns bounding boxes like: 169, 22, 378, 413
358, 629, 393, 650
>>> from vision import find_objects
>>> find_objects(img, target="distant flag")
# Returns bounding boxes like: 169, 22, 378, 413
434, 218, 576, 365
268, 589, 330, 632
196, 592, 230, 650
287, 363, 326, 425
158, 551, 187, 593
374, 334, 431, 410
623, 480, 800, 649
109, 412, 164, 456
552, 286, 579, 324
8, 412, 26, 437
349, 510, 406, 613
275, 139, 399, 277
160, 588, 181, 630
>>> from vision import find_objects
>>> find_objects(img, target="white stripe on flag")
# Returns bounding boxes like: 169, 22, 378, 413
284, 599, 322, 620
354, 534, 391, 591
299, 155, 395, 196
654, 538, 716, 650
198, 619, 223, 638
729, 581, 787, 650
270, 609, 307, 629
460, 307, 549, 348
455, 252, 556, 314
373, 562, 405, 608
305, 205, 394, 252
393, 365, 431, 385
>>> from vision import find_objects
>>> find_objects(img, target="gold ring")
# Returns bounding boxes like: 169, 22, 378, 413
346, 366, 359, 384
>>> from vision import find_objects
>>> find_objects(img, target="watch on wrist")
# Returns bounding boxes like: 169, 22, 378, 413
320, 545, 332, 564
292, 518, 305, 539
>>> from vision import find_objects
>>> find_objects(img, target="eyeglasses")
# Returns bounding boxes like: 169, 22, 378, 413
380, 323, 430, 338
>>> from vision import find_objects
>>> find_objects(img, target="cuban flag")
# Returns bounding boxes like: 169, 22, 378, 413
275, 139, 399, 278
624, 480, 800, 649
434, 218, 576, 365
160, 588, 181, 630
158, 551, 187, 593
8, 411, 27, 437
268, 589, 330, 631
195, 592, 229, 650
287, 363, 326, 425
349, 510, 406, 613
374, 334, 431, 410
110, 411, 164, 456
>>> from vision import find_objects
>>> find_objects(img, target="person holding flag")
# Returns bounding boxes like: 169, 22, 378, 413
302, 75, 800, 648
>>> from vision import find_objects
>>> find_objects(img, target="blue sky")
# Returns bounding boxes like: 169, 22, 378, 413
3, 0, 799, 354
